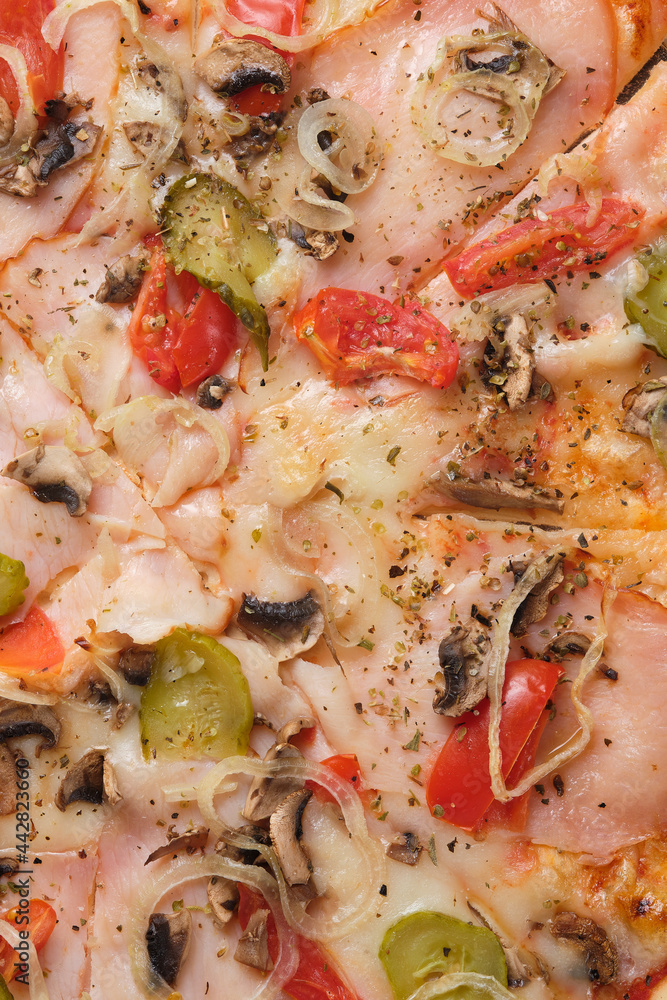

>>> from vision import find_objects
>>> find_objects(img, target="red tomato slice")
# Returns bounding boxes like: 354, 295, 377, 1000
294, 288, 459, 389
226, 0, 306, 116
0, 900, 57, 983
238, 886, 360, 1000
307, 753, 364, 805
127, 250, 181, 393
172, 288, 238, 387
0, 0, 62, 113
426, 659, 563, 831
0, 607, 64, 675
443, 198, 641, 299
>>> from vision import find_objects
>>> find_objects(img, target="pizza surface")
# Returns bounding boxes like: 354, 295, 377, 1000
2, 1, 667, 999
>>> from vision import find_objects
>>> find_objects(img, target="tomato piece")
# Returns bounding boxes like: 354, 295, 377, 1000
227, 0, 306, 116
294, 288, 459, 389
0, 900, 57, 983
172, 287, 238, 387
443, 198, 641, 299
127, 250, 181, 393
307, 753, 364, 805
0, 0, 62, 113
238, 886, 360, 1000
0, 607, 64, 675
426, 659, 563, 831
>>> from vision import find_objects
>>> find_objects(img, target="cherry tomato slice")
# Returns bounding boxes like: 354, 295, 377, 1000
294, 288, 459, 389
443, 198, 641, 299
0, 900, 57, 983
0, 607, 64, 675
127, 250, 181, 393
306, 753, 364, 805
172, 288, 238, 387
0, 0, 63, 113
426, 659, 563, 831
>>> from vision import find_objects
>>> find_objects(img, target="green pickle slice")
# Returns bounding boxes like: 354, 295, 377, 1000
140, 629, 253, 761
379, 911, 508, 1000
624, 242, 667, 356
0, 553, 29, 616
159, 173, 277, 370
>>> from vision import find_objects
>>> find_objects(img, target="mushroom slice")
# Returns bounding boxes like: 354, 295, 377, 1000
118, 645, 155, 686
243, 742, 305, 822
234, 909, 273, 972
146, 909, 192, 987
215, 824, 271, 864
96, 251, 149, 304
0, 745, 16, 816
386, 832, 422, 866
31, 120, 103, 183
430, 473, 564, 514
196, 375, 234, 410
55, 748, 122, 811
545, 631, 592, 658
195, 38, 290, 98
433, 619, 491, 717
2, 444, 92, 516
144, 826, 209, 866
237, 592, 324, 660
0, 97, 13, 148
511, 555, 564, 637
269, 787, 313, 887
549, 912, 618, 985
0, 700, 61, 755
229, 112, 283, 171
620, 377, 667, 438
207, 875, 240, 926
276, 716, 316, 745
0, 857, 18, 878
482, 314, 534, 410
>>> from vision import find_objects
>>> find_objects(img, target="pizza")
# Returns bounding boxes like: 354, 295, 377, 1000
2, 0, 667, 998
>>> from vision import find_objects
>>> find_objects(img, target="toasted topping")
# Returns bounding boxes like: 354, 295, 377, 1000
2, 444, 93, 517
243, 742, 304, 822
0, 745, 16, 815
237, 592, 324, 660
620, 377, 667, 438
549, 912, 618, 984
146, 909, 192, 987
386, 832, 422, 866
96, 251, 149, 304
0, 700, 61, 755
269, 787, 313, 886
118, 645, 155, 686
207, 875, 240, 926
195, 374, 234, 410
229, 111, 283, 171
195, 38, 290, 98
55, 748, 122, 811
482, 313, 534, 410
234, 909, 273, 972
430, 473, 564, 514
433, 619, 491, 717
511, 555, 564, 637
144, 826, 209, 865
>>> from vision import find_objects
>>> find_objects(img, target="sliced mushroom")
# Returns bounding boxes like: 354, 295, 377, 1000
0, 119, 103, 197
620, 378, 667, 438
482, 314, 534, 410
135, 57, 187, 122
195, 375, 234, 410
0, 701, 61, 755
269, 787, 313, 886
243, 742, 304, 822
55, 748, 122, 811
144, 826, 209, 865
2, 444, 93, 517
118, 645, 155, 686
237, 592, 324, 660
549, 911, 618, 985
215, 824, 272, 865
234, 909, 273, 972
433, 619, 491, 717
0, 97, 14, 148
386, 832, 422, 866
275, 716, 316, 745
430, 473, 564, 514
195, 38, 290, 98
146, 909, 192, 987
545, 631, 592, 658
0, 745, 16, 815
96, 251, 150, 304
229, 111, 283, 171
468, 901, 548, 988
289, 221, 339, 261
0, 857, 18, 878
511, 555, 564, 637
207, 875, 240, 926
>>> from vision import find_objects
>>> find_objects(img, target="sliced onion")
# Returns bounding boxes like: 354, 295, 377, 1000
212, 0, 383, 54
538, 152, 602, 226
268, 140, 355, 232
412, 69, 530, 167
130, 855, 298, 1000
408, 972, 516, 1000
0, 916, 50, 1000
197, 755, 385, 940
649, 392, 667, 468
0, 45, 35, 166
0, 676, 58, 705
297, 98, 381, 195
42, 0, 139, 47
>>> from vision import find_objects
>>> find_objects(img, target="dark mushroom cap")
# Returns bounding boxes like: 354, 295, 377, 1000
237, 592, 324, 660
195, 38, 290, 98
55, 748, 122, 811
147, 909, 192, 987
0, 701, 61, 755
269, 787, 313, 886
549, 911, 618, 985
234, 909, 273, 972
433, 619, 491, 717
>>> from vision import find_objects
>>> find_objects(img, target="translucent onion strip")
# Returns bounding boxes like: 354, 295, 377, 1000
297, 98, 381, 195
0, 45, 35, 166
197, 755, 385, 940
268, 139, 355, 232
130, 855, 298, 1000
213, 0, 384, 54
408, 972, 517, 1000
0, 918, 51, 1000
538, 151, 603, 226
0, 676, 58, 705
42, 0, 139, 48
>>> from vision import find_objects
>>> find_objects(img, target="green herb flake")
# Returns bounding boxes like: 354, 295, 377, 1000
325, 481, 345, 503
387, 446, 401, 466
357, 637, 375, 651
402, 731, 421, 752
428, 835, 438, 866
